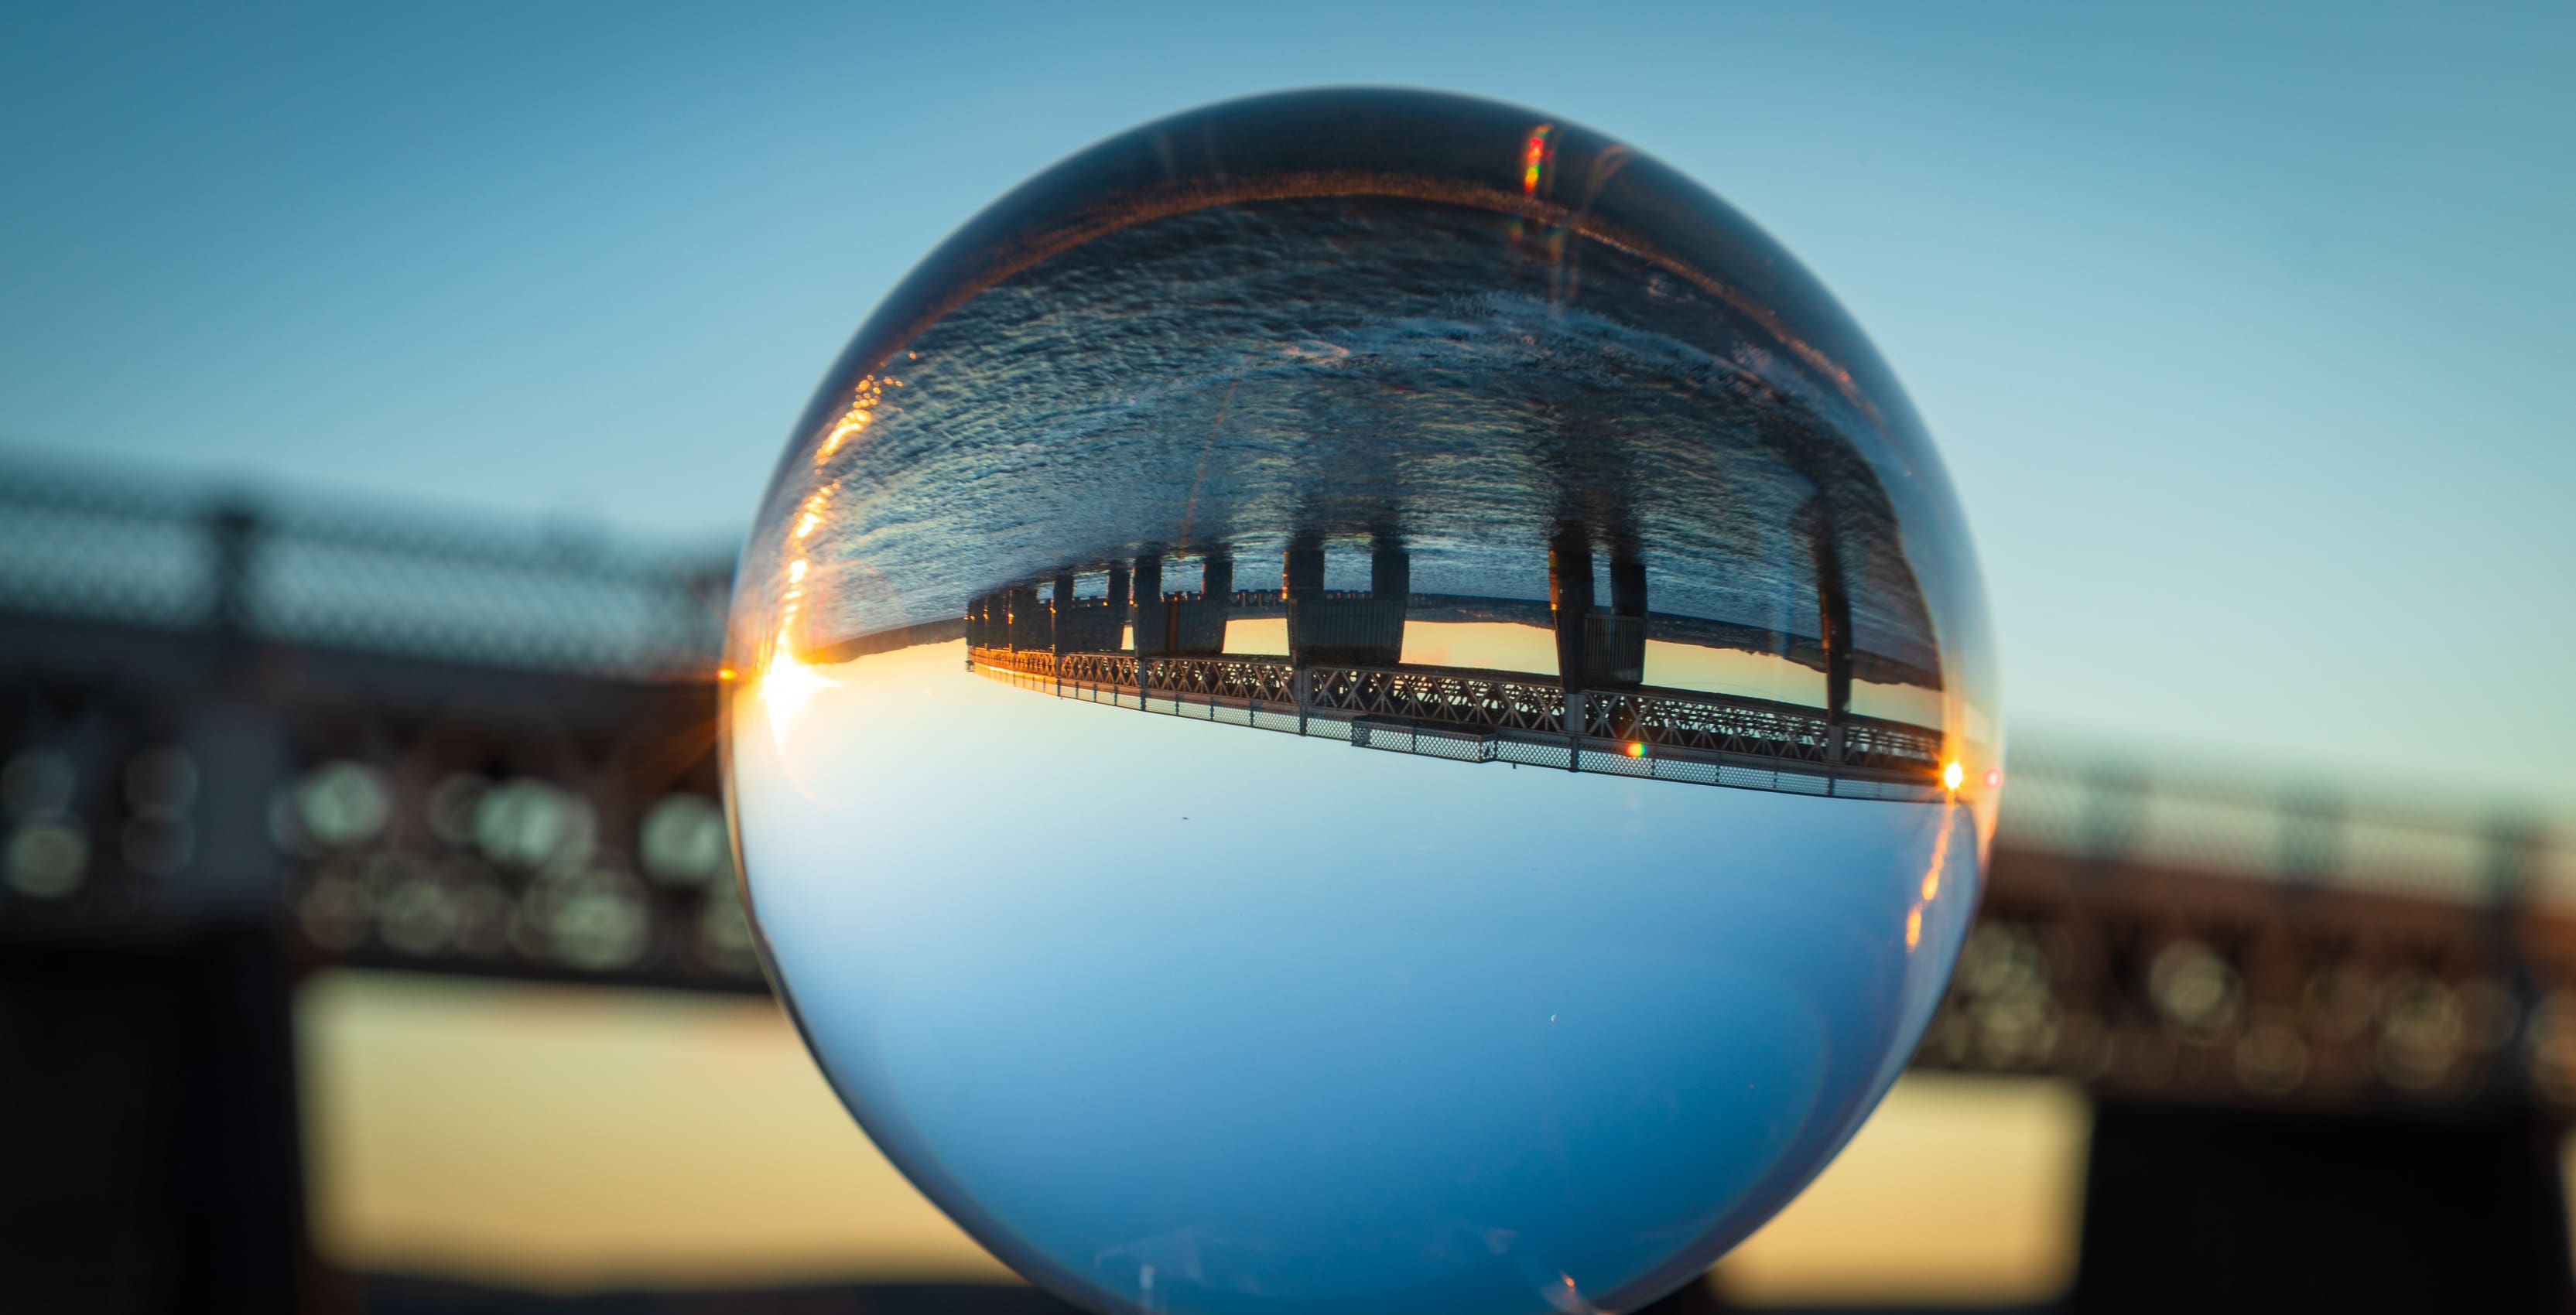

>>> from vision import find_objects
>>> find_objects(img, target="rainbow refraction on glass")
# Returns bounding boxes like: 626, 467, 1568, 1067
724, 88, 2000, 1315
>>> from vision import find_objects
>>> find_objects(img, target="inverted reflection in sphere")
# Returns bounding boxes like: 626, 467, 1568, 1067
725, 88, 2000, 1315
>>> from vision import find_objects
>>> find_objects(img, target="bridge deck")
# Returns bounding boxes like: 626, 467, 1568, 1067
968, 647, 1947, 801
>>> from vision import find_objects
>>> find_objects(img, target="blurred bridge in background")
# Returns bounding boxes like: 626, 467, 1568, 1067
5, 449, 2574, 1312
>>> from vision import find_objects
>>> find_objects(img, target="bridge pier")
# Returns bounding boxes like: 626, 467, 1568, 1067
1049, 571, 1123, 655
1007, 585, 1045, 651
1284, 545, 1325, 599
1131, 555, 1167, 654
1548, 529, 1594, 688
1549, 532, 1648, 758
1598, 552, 1647, 686
1373, 544, 1410, 603
1548, 531, 1593, 769
1798, 497, 1853, 778
1049, 574, 1074, 656
1285, 543, 1406, 667
1168, 553, 1230, 656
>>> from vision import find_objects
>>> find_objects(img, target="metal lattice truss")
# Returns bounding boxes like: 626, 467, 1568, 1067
972, 647, 1945, 799
1918, 845, 2572, 1111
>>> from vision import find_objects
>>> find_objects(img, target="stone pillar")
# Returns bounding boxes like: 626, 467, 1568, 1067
1798, 497, 1852, 780
1800, 500, 1853, 723
1548, 528, 1594, 688
1284, 545, 1326, 600
1371, 546, 1410, 602
1049, 574, 1076, 654
1132, 555, 1167, 656
1603, 554, 1647, 685
1007, 585, 1044, 651
1171, 553, 1232, 656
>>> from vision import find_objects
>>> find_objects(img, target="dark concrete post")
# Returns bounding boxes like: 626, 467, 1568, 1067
1132, 555, 1166, 656
1106, 565, 1130, 615
1798, 497, 1852, 783
207, 503, 259, 644
1285, 544, 1326, 667
1605, 554, 1647, 685
1609, 556, 1646, 620
1284, 545, 1326, 600
1169, 553, 1233, 656
1548, 529, 1594, 770
1548, 528, 1594, 689
1007, 585, 1042, 652
1799, 500, 1852, 724
1371, 546, 1410, 602
1050, 573, 1076, 654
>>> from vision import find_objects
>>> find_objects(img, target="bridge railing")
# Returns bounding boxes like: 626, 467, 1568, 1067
0, 449, 730, 679
972, 645, 1949, 795
1993, 746, 2574, 904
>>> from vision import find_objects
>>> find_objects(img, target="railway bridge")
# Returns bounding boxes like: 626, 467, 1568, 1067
961, 538, 1951, 800
5, 455, 2574, 1310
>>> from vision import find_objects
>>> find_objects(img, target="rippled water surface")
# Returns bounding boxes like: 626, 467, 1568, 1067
726, 88, 2000, 1315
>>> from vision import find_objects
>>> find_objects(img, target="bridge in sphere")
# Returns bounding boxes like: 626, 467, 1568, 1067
956, 540, 1952, 801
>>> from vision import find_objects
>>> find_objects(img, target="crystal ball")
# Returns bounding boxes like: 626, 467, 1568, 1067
724, 88, 2000, 1315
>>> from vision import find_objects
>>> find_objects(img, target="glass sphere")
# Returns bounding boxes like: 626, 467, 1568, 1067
724, 88, 2000, 1315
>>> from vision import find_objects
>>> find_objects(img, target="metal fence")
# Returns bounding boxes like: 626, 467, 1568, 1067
0, 449, 730, 678
1995, 745, 2573, 905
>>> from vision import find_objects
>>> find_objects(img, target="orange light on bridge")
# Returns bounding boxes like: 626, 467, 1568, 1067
1942, 760, 1965, 792
1626, 741, 1646, 757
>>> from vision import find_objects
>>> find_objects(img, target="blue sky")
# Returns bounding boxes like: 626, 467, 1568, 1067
3, 1, 2569, 801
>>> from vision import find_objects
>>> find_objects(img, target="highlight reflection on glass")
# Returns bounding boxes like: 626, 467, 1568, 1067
724, 88, 2000, 1315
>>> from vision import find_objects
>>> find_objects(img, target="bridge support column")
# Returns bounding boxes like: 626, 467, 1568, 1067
1370, 545, 1410, 602
1284, 545, 1325, 600
2072, 1098, 2573, 1313
1049, 574, 1076, 655
1286, 543, 1406, 666
1007, 585, 1043, 652
1603, 553, 1647, 685
1168, 554, 1231, 656
1799, 497, 1852, 784
1551, 529, 1595, 770
1132, 555, 1166, 656
1548, 528, 1595, 687
1130, 555, 1163, 710
1361, 545, 1412, 665
1285, 543, 1326, 670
